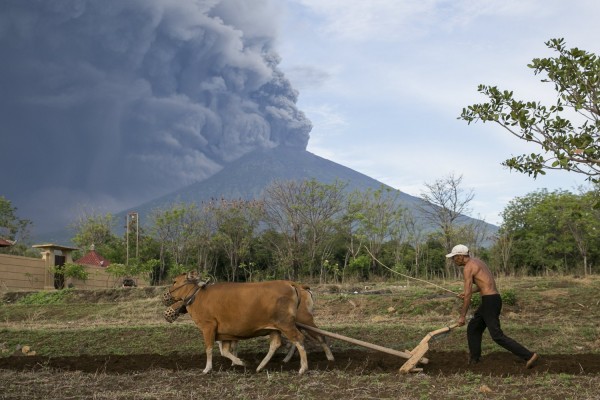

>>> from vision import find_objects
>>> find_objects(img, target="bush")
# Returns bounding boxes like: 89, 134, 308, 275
502, 289, 517, 306
18, 289, 74, 305
49, 263, 89, 282
469, 289, 517, 309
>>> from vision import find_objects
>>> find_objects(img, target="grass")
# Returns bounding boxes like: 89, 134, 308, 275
1, 275, 599, 399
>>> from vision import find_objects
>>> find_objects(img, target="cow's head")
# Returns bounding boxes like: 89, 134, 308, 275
161, 271, 207, 307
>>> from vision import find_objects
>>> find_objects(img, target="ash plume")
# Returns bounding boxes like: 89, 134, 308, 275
0, 0, 311, 234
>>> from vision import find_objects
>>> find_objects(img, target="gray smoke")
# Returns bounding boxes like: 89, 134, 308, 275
0, 0, 311, 235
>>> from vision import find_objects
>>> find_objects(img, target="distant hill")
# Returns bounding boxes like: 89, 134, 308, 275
124, 146, 425, 215
41, 146, 497, 244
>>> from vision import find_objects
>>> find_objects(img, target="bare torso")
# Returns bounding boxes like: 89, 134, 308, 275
465, 257, 498, 296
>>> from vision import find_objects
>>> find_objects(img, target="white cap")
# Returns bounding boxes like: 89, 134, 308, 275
446, 244, 469, 258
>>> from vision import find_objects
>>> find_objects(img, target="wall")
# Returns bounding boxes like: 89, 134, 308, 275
0, 253, 149, 291
67, 266, 149, 289
0, 254, 49, 290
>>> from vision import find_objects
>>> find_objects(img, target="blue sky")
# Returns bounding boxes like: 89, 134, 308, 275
276, 0, 599, 225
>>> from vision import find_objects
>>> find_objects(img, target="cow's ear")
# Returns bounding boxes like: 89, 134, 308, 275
200, 277, 211, 289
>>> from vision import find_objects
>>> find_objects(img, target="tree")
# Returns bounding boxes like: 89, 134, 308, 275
207, 199, 265, 281
499, 188, 600, 275
49, 262, 89, 288
460, 38, 600, 181
70, 211, 122, 262
263, 179, 346, 280
403, 209, 427, 278
349, 186, 405, 279
418, 173, 474, 277
0, 196, 32, 255
148, 203, 208, 283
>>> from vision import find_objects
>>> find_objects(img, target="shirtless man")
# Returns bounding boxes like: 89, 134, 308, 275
446, 244, 538, 368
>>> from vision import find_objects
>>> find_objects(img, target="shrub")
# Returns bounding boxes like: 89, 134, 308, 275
18, 289, 74, 305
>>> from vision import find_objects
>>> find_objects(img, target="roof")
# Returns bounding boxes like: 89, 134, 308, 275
74, 249, 111, 267
0, 238, 15, 247
32, 243, 79, 252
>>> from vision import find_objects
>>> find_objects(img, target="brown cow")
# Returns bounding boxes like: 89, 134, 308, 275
164, 271, 311, 374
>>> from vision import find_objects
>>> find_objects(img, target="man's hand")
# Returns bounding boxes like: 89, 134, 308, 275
457, 292, 465, 299
457, 315, 466, 326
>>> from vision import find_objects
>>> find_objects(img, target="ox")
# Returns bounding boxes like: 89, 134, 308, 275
217, 285, 334, 364
164, 271, 319, 374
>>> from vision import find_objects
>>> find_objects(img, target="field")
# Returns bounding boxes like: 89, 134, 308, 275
1, 276, 599, 399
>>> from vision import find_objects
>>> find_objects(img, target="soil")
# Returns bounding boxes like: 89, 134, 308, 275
1, 350, 599, 376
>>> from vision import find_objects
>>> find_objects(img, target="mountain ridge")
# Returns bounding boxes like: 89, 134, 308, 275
122, 146, 425, 217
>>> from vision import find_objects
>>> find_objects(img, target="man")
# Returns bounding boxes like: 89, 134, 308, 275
446, 244, 538, 368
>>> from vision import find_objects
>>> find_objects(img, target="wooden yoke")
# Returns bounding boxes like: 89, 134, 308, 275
399, 323, 459, 374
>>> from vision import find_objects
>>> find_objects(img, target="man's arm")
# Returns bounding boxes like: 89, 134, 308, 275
458, 265, 475, 326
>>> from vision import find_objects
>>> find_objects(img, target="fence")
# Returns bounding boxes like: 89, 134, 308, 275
0, 244, 148, 291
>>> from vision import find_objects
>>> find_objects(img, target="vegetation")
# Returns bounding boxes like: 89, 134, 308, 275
491, 188, 600, 276
6, 179, 600, 284
49, 262, 89, 283
460, 38, 600, 182
0, 196, 33, 256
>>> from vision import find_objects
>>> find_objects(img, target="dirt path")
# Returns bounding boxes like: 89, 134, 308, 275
2, 350, 599, 376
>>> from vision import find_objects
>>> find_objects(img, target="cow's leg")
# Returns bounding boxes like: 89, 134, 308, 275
256, 331, 282, 372
231, 340, 238, 357
306, 330, 334, 361
284, 327, 334, 362
201, 327, 216, 374
220, 340, 246, 367
317, 335, 335, 361
280, 327, 308, 374
292, 341, 308, 375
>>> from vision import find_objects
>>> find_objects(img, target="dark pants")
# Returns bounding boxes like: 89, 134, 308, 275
467, 294, 533, 361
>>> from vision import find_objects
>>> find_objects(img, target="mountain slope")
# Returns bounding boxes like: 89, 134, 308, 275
41, 147, 496, 244
124, 147, 424, 217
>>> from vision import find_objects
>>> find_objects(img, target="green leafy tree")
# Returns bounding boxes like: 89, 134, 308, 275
207, 199, 265, 281
0, 196, 32, 255
148, 203, 208, 284
70, 211, 123, 262
460, 38, 600, 181
106, 259, 158, 283
498, 189, 600, 275
49, 262, 89, 287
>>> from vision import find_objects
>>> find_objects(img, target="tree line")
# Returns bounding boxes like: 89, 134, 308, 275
67, 175, 489, 285
2, 179, 599, 285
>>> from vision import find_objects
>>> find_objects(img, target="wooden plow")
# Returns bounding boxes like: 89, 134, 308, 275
296, 322, 458, 374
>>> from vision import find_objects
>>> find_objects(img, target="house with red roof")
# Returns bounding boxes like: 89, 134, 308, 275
74, 244, 110, 268
0, 238, 15, 247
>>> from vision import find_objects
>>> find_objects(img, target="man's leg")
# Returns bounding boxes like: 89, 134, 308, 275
466, 307, 486, 362
481, 295, 534, 361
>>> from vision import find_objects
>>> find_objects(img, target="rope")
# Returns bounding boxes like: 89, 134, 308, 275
363, 246, 459, 296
